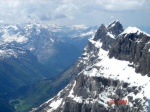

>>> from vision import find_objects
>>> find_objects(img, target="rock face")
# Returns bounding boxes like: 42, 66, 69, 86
33, 21, 150, 112
107, 20, 124, 36
93, 21, 123, 50
109, 27, 150, 76
0, 23, 97, 76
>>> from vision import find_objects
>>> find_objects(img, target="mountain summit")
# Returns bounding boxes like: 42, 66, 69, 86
107, 20, 124, 36
33, 21, 150, 112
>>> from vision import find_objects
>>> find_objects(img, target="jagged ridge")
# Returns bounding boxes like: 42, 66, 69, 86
33, 21, 150, 112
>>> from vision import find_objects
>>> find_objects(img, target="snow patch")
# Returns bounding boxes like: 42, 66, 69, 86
68, 81, 76, 98
48, 98, 63, 111
50, 38, 54, 43
83, 47, 150, 99
107, 32, 115, 39
73, 96, 83, 103
107, 20, 119, 28
2, 33, 28, 44
121, 26, 150, 37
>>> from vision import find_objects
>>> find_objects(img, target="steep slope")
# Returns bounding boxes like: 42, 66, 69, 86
9, 66, 75, 112
109, 27, 150, 76
0, 23, 96, 76
33, 21, 150, 112
49, 24, 98, 50
0, 43, 51, 94
0, 23, 96, 112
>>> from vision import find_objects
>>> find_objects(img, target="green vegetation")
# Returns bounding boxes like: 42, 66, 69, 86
9, 66, 74, 112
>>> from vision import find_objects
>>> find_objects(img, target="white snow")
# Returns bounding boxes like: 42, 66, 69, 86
68, 80, 76, 98
33, 24, 150, 111
109, 23, 116, 28
48, 98, 63, 111
79, 42, 150, 109
107, 20, 119, 28
89, 39, 102, 48
123, 27, 141, 34
2, 32, 28, 44
50, 38, 54, 43
5, 25, 18, 30
82, 43, 150, 99
121, 26, 150, 37
0, 49, 18, 59
0, 25, 28, 44
0, 49, 5, 54
73, 96, 83, 103
29, 47, 35, 51
111, 23, 115, 28
107, 32, 115, 39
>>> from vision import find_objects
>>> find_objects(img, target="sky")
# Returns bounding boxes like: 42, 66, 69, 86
0, 0, 150, 27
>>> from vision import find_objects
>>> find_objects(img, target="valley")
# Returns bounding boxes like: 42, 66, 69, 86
0, 23, 96, 112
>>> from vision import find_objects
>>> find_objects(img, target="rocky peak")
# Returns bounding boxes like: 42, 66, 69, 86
109, 26, 150, 76
120, 26, 149, 36
93, 24, 107, 41
92, 21, 124, 51
107, 20, 124, 36
33, 21, 150, 112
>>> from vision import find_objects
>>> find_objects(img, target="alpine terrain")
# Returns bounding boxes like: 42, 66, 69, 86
33, 21, 150, 112
0, 23, 97, 111
0, 23, 97, 76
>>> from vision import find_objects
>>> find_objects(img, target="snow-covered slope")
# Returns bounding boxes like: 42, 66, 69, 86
0, 23, 97, 76
0, 44, 32, 60
0, 23, 97, 60
33, 21, 150, 112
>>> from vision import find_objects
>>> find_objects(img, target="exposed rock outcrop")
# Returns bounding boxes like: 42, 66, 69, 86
109, 27, 150, 76
33, 21, 150, 112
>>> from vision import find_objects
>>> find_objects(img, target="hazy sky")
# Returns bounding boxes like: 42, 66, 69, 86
0, 0, 150, 27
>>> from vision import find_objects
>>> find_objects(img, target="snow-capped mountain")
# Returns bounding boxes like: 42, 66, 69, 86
0, 23, 55, 60
0, 43, 37, 61
33, 21, 150, 112
47, 24, 98, 50
0, 23, 97, 55
0, 23, 97, 112
0, 23, 97, 75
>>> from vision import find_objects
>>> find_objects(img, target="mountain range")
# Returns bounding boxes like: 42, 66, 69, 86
0, 23, 97, 76
0, 23, 97, 111
33, 21, 150, 112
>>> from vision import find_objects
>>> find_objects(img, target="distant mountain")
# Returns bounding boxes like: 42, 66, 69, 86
0, 23, 97, 75
0, 23, 97, 112
34, 21, 150, 112
0, 43, 51, 94
48, 24, 98, 50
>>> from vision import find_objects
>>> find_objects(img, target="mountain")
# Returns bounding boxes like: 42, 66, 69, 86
9, 66, 75, 112
0, 23, 97, 76
0, 23, 97, 111
48, 24, 98, 50
33, 21, 150, 112
0, 43, 51, 94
